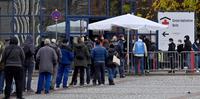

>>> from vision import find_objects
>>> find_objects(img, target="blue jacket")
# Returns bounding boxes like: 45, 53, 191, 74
60, 45, 74, 65
192, 42, 200, 51
134, 41, 145, 54
91, 45, 108, 63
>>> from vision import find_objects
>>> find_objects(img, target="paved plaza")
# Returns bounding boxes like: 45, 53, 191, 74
16, 75, 200, 99
2, 75, 200, 99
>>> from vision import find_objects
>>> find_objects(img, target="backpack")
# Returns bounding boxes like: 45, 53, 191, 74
75, 46, 85, 60
23, 45, 32, 58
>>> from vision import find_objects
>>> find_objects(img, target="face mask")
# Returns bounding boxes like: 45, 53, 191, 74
121, 37, 125, 40
177, 42, 181, 44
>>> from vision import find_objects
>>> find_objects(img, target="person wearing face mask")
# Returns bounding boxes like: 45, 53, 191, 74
168, 38, 176, 73
183, 35, 192, 72
192, 39, 200, 72
177, 40, 184, 53
177, 40, 184, 69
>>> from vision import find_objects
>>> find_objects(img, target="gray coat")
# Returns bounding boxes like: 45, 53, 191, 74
36, 45, 57, 74
2, 45, 25, 67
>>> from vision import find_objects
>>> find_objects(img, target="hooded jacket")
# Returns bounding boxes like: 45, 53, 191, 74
184, 36, 192, 51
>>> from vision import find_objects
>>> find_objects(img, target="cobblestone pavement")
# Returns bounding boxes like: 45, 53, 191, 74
3, 75, 200, 99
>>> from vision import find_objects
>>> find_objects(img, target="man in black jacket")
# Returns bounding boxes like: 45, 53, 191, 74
183, 35, 192, 71
168, 38, 176, 73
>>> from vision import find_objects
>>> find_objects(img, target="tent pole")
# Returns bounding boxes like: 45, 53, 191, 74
56, 19, 58, 40
127, 29, 130, 74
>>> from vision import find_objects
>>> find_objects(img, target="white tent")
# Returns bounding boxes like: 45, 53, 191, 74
46, 22, 66, 33
88, 14, 168, 71
88, 14, 167, 31
46, 20, 87, 33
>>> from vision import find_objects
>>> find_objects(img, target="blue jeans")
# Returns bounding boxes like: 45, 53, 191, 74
37, 72, 51, 93
185, 53, 191, 69
86, 65, 91, 84
195, 55, 200, 70
56, 64, 70, 87
134, 56, 144, 74
23, 63, 34, 90
119, 58, 125, 77
0, 71, 4, 94
107, 67, 116, 81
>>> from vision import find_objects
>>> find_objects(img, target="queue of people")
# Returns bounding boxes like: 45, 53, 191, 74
0, 34, 128, 99
0, 34, 200, 99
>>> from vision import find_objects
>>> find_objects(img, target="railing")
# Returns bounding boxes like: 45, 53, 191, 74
125, 51, 200, 74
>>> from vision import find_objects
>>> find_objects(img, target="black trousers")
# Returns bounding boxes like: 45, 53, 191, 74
93, 62, 105, 85
71, 66, 85, 85
4, 66, 23, 99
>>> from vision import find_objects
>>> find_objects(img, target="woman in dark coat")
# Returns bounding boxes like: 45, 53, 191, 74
70, 37, 90, 86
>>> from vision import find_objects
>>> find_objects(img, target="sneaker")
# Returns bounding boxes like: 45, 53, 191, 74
56, 85, 60, 88
27, 89, 35, 93
120, 75, 125, 78
45, 91, 49, 94
63, 86, 68, 89
196, 70, 199, 73
35, 91, 41, 94
16, 97, 25, 99
50, 86, 54, 90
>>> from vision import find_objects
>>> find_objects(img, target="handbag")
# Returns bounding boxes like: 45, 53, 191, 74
112, 55, 120, 66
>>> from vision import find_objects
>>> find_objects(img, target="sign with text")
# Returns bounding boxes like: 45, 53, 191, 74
158, 12, 195, 51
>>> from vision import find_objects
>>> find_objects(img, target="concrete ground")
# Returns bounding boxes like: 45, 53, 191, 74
15, 75, 200, 99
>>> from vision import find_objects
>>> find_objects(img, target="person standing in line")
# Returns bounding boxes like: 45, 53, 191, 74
132, 36, 147, 75
22, 35, 35, 92
50, 39, 62, 90
143, 36, 151, 74
70, 37, 90, 86
35, 39, 57, 94
91, 40, 108, 85
177, 40, 184, 69
84, 37, 94, 84
168, 38, 176, 73
0, 40, 5, 94
107, 44, 118, 85
116, 34, 126, 78
192, 39, 200, 72
1, 36, 25, 99
56, 39, 74, 88
183, 35, 192, 71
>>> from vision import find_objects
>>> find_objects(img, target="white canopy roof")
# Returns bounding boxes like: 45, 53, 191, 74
46, 20, 87, 33
88, 14, 168, 31
46, 22, 66, 33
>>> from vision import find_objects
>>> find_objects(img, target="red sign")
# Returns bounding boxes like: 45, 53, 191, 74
51, 9, 62, 21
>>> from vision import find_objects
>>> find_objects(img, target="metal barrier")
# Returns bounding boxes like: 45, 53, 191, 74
125, 51, 200, 74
